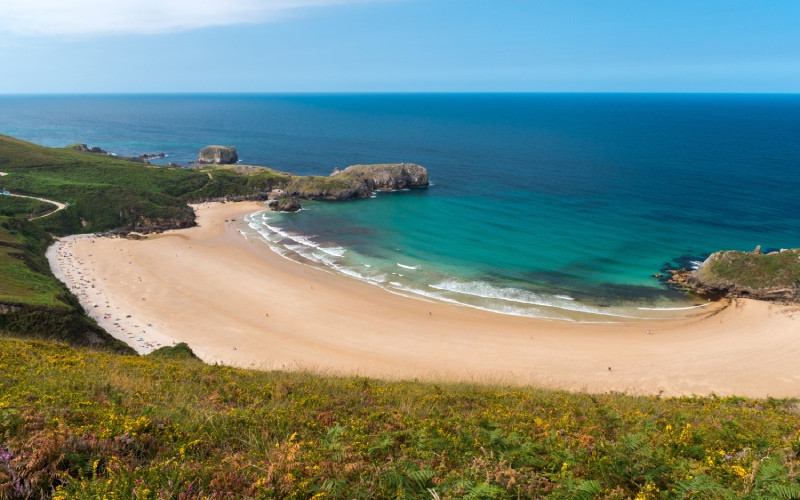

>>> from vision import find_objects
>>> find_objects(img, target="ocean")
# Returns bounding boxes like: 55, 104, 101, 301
2, 93, 799, 320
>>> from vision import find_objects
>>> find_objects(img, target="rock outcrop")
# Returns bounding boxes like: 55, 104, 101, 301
331, 163, 429, 191
669, 247, 800, 302
268, 196, 302, 212
125, 213, 197, 235
283, 176, 370, 201
67, 143, 107, 154
282, 163, 429, 202
197, 145, 238, 165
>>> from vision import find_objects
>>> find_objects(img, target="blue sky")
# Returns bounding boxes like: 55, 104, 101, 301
1, 0, 798, 93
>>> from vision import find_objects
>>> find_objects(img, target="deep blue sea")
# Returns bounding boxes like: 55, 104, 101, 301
2, 94, 799, 320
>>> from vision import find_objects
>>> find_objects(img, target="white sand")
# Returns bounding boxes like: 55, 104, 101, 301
47, 202, 800, 397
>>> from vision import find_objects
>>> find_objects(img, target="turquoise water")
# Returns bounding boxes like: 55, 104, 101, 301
2, 94, 799, 320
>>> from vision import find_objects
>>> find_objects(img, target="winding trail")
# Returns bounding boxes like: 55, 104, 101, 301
3, 192, 68, 219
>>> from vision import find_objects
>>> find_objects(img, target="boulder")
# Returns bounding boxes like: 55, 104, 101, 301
268, 196, 302, 212
197, 145, 238, 165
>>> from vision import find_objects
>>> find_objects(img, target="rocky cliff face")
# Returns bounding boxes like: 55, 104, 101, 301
669, 248, 800, 302
331, 163, 429, 191
124, 213, 197, 235
283, 163, 429, 204
197, 145, 238, 165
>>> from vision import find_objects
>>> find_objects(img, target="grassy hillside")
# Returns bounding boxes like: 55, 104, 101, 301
0, 216, 62, 307
0, 215, 133, 353
0, 196, 54, 218
0, 135, 294, 236
1, 337, 799, 499
0, 134, 206, 235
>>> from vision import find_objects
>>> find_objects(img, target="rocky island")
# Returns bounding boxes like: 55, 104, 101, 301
669, 246, 800, 302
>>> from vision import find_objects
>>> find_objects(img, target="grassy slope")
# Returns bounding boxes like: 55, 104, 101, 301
0, 134, 204, 235
0, 196, 54, 218
0, 215, 133, 353
0, 216, 63, 307
1, 338, 799, 498
0, 135, 290, 235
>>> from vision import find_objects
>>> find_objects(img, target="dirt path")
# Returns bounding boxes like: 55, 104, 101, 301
4, 192, 68, 219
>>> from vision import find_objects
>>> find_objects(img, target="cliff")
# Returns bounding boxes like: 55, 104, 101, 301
670, 247, 800, 302
330, 163, 429, 191
283, 163, 429, 203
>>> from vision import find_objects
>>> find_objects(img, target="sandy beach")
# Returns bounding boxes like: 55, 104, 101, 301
47, 202, 800, 398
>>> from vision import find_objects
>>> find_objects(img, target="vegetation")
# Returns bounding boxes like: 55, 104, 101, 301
694, 249, 800, 290
1, 337, 799, 499
147, 342, 201, 362
0, 216, 62, 307
0, 135, 294, 236
0, 215, 134, 353
0, 196, 54, 218
284, 175, 365, 200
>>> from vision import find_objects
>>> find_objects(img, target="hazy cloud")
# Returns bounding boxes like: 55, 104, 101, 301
0, 0, 378, 36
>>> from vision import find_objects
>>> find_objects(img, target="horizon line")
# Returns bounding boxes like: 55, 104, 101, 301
1, 90, 799, 97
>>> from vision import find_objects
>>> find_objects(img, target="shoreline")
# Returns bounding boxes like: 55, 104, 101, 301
241, 208, 706, 323
48, 202, 800, 397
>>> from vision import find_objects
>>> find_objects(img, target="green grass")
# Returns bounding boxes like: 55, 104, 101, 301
1, 337, 799, 498
0, 216, 63, 306
148, 342, 201, 362
0, 196, 54, 218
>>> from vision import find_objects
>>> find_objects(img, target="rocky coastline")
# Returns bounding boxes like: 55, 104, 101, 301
667, 246, 800, 303
107, 145, 429, 235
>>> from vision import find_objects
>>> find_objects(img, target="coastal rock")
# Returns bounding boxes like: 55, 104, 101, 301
283, 175, 370, 201
670, 248, 800, 302
268, 196, 302, 212
331, 163, 429, 191
67, 143, 108, 154
280, 163, 428, 202
126, 213, 197, 234
197, 145, 238, 165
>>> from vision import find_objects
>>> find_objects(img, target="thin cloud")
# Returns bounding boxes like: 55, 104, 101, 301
0, 0, 378, 36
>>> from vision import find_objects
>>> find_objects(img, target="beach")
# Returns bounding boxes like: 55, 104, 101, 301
48, 202, 800, 398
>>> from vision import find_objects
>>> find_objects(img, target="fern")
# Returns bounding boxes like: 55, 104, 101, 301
462, 481, 505, 500
752, 458, 800, 499
764, 483, 800, 500
573, 479, 603, 500
673, 475, 733, 498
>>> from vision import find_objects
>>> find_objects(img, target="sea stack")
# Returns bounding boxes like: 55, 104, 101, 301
197, 145, 238, 165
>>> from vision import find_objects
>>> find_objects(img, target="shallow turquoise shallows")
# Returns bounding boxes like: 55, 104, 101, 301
2, 94, 799, 320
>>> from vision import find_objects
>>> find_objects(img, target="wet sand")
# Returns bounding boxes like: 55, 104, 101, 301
47, 202, 800, 397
